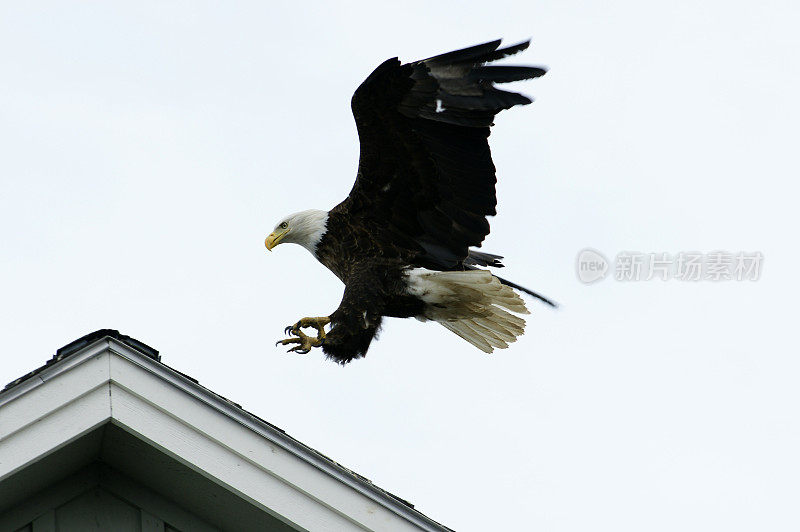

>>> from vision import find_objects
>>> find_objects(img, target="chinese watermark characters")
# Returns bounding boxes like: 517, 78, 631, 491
576, 249, 763, 284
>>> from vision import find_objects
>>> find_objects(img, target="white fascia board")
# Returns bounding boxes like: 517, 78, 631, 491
0, 344, 113, 479
0, 337, 449, 532
0, 340, 111, 438
0, 385, 110, 480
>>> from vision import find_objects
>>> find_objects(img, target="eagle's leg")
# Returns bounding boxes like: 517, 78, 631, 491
276, 316, 330, 354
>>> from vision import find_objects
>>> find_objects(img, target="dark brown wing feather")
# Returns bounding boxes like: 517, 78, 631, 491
332, 39, 546, 269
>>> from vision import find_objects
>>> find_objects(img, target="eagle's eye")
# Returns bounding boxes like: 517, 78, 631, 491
279, 222, 288, 229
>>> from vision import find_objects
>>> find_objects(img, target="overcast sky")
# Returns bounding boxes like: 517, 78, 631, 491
1, 2, 798, 530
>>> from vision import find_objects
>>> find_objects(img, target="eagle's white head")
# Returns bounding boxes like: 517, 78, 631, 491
265, 209, 329, 255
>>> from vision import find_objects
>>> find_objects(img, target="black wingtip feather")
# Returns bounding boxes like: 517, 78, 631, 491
422, 39, 532, 68
398, 38, 545, 127
469, 66, 547, 83
479, 40, 531, 63
422, 39, 502, 66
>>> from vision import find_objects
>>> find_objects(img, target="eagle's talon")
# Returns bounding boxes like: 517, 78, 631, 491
276, 329, 323, 355
281, 317, 330, 339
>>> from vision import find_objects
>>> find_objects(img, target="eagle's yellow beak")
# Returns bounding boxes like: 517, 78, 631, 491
265, 230, 288, 251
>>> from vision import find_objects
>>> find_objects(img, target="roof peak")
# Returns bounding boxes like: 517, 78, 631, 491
3, 329, 159, 392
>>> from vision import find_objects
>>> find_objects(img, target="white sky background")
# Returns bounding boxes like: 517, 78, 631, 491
1, 2, 798, 530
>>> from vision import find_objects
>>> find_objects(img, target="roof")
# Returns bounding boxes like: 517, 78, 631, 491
3, 329, 162, 392
1, 329, 453, 532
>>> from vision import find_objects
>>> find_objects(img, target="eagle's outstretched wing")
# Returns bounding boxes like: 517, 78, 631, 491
334, 39, 545, 269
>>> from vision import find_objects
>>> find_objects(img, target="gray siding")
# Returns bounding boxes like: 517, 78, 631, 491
56, 488, 141, 530
17, 487, 180, 532
2, 463, 218, 532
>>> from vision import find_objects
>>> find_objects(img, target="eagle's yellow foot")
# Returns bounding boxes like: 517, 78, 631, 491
284, 316, 330, 338
277, 316, 330, 354
276, 331, 323, 354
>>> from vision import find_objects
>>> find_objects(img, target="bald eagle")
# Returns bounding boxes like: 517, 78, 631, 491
265, 39, 553, 364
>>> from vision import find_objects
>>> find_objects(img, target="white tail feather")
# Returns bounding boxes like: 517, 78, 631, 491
406, 269, 530, 353
466, 319, 510, 349
440, 321, 494, 353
